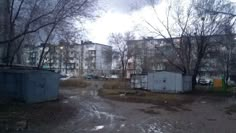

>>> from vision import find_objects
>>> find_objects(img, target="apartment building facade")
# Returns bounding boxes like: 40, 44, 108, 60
126, 37, 177, 78
126, 35, 236, 79
82, 41, 112, 77
23, 41, 112, 77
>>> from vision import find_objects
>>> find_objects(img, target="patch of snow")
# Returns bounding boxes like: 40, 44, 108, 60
62, 100, 69, 104
120, 124, 125, 128
91, 125, 104, 131
69, 96, 80, 99
60, 76, 71, 81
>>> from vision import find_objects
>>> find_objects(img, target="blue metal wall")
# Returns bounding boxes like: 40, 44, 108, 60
0, 70, 60, 103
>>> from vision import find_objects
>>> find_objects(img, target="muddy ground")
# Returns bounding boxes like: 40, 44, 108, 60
1, 80, 236, 133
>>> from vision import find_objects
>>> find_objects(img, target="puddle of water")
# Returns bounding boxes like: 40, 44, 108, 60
147, 123, 163, 133
81, 102, 126, 130
69, 96, 80, 99
135, 118, 173, 133
93, 110, 126, 122
81, 90, 98, 96
91, 125, 104, 131
62, 100, 69, 104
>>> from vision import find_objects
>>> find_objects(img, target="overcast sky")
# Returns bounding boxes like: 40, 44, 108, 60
82, 0, 162, 44
82, 0, 236, 44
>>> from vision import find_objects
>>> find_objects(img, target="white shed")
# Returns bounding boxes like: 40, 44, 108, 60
131, 71, 192, 93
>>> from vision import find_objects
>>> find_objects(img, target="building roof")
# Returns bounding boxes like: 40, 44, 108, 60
81, 41, 112, 48
127, 34, 236, 45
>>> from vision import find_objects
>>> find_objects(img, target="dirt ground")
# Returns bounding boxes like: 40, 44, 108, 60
1, 80, 236, 133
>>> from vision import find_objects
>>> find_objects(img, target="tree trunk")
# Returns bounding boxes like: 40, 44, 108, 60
192, 59, 202, 90
192, 73, 197, 89
0, 0, 10, 63
37, 24, 56, 69
225, 54, 230, 88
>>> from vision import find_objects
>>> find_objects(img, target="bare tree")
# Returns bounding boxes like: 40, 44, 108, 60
145, 0, 235, 87
109, 32, 135, 79
216, 22, 236, 87
0, 0, 96, 66
197, 0, 236, 18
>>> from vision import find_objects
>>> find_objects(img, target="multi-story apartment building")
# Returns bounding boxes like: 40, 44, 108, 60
23, 44, 40, 66
127, 35, 236, 80
23, 41, 112, 77
126, 37, 176, 78
200, 35, 236, 78
82, 41, 112, 77
41, 43, 80, 76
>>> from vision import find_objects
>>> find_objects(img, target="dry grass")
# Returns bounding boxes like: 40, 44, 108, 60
102, 80, 130, 90
100, 80, 194, 112
60, 79, 89, 88
99, 87, 195, 111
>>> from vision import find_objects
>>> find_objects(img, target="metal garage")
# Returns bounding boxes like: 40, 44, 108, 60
131, 71, 192, 93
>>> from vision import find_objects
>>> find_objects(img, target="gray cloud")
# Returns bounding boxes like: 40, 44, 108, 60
99, 0, 157, 13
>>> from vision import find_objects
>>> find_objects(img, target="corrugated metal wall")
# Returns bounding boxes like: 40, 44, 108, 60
147, 71, 183, 93
0, 70, 60, 103
131, 71, 192, 93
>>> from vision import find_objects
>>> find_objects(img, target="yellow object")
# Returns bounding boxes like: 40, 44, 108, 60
213, 79, 222, 89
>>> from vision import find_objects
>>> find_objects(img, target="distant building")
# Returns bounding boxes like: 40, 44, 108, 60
23, 41, 112, 77
199, 35, 236, 79
127, 35, 236, 80
126, 37, 178, 78
82, 41, 112, 77
40, 43, 80, 76
23, 44, 40, 66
